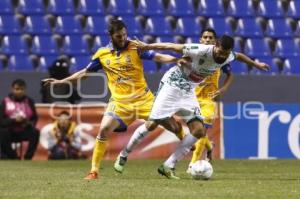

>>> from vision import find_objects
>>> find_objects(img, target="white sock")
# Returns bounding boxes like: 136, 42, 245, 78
164, 133, 198, 168
120, 123, 149, 157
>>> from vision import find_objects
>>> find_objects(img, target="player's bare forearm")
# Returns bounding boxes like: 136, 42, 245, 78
153, 53, 178, 63
235, 52, 269, 71
42, 68, 88, 85
220, 72, 234, 93
145, 43, 184, 53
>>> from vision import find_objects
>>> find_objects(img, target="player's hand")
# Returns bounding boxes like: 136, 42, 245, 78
256, 62, 270, 71
42, 78, 62, 86
211, 88, 225, 100
207, 150, 213, 163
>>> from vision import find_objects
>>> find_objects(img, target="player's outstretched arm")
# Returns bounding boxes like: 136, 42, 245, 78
132, 38, 184, 53
213, 72, 234, 100
42, 68, 88, 86
235, 52, 269, 71
152, 53, 178, 63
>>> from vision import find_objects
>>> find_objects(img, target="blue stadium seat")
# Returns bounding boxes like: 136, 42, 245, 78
54, 16, 83, 35
145, 16, 173, 36
77, 0, 105, 15
0, 15, 22, 34
70, 56, 91, 72
244, 38, 271, 57
84, 16, 109, 35
174, 17, 202, 36
230, 60, 249, 74
257, 0, 285, 18
226, 0, 255, 18
143, 60, 158, 72
265, 19, 293, 38
136, 0, 165, 16
283, 58, 300, 75
287, 1, 300, 18
235, 18, 263, 38
186, 36, 200, 43
32, 35, 60, 55
38, 55, 59, 71
295, 21, 300, 37
207, 18, 233, 35
274, 39, 300, 58
0, 0, 14, 14
167, 0, 195, 16
91, 36, 110, 52
107, 0, 136, 16
7, 55, 35, 71
233, 37, 242, 52
160, 64, 173, 72
24, 16, 52, 34
47, 0, 75, 15
62, 35, 90, 55
198, 0, 225, 17
252, 57, 280, 75
1, 35, 29, 54
17, 0, 45, 15
119, 16, 143, 36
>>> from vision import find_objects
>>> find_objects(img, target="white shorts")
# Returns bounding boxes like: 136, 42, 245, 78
150, 82, 203, 123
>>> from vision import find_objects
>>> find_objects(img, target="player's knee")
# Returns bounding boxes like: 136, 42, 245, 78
145, 120, 158, 131
98, 125, 112, 139
189, 121, 206, 139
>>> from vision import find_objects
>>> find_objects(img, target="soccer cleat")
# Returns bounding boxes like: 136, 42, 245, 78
157, 165, 180, 180
84, 171, 98, 180
114, 155, 127, 173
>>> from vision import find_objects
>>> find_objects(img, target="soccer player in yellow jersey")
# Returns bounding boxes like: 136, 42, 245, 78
187, 28, 233, 173
42, 19, 184, 180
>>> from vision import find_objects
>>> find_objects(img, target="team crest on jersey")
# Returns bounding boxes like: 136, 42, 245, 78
126, 55, 131, 63
198, 59, 205, 65
106, 59, 110, 65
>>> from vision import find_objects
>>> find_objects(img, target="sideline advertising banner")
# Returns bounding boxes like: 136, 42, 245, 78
32, 104, 221, 160
223, 102, 300, 159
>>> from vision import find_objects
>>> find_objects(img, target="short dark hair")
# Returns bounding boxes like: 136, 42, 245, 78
218, 35, 234, 50
12, 79, 26, 87
200, 28, 217, 38
108, 19, 127, 35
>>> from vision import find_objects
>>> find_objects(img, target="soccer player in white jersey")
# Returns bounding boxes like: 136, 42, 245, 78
116, 35, 269, 179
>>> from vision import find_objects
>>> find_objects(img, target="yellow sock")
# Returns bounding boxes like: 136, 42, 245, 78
206, 138, 213, 151
91, 139, 107, 173
190, 137, 208, 164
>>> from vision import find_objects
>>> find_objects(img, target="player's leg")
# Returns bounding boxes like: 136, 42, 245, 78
84, 115, 120, 180
160, 119, 206, 179
158, 91, 206, 179
114, 120, 159, 173
188, 99, 216, 170
114, 83, 182, 173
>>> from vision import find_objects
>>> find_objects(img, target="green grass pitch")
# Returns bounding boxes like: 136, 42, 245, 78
0, 160, 299, 199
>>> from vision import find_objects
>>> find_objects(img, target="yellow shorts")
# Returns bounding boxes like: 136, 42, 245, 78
199, 99, 217, 128
105, 91, 154, 131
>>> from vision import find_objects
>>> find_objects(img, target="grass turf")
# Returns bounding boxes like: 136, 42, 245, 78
0, 160, 299, 199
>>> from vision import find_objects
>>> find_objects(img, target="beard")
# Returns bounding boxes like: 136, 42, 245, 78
214, 57, 226, 64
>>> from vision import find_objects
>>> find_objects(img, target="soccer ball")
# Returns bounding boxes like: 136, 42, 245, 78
190, 160, 213, 180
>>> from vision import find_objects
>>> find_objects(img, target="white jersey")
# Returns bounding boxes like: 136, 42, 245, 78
162, 44, 235, 92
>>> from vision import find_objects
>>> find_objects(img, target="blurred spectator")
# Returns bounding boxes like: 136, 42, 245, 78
0, 79, 40, 160
48, 111, 83, 160
40, 57, 81, 104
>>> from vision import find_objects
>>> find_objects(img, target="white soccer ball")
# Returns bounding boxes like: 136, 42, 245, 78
190, 160, 213, 180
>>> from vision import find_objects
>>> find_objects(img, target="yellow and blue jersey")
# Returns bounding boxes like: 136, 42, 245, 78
196, 64, 232, 128
86, 40, 156, 102
85, 40, 156, 131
